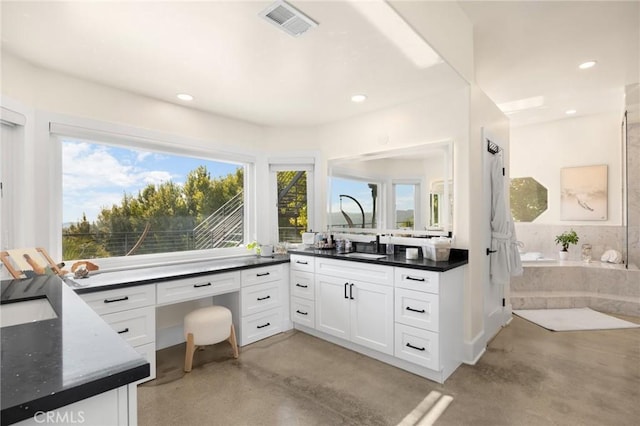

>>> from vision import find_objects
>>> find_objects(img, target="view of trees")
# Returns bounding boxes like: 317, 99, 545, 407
510, 177, 548, 222
62, 166, 244, 260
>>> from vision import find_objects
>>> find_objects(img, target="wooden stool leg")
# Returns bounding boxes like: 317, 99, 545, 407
228, 324, 239, 358
184, 332, 196, 372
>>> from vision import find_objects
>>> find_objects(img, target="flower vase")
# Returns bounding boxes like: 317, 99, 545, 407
558, 251, 569, 261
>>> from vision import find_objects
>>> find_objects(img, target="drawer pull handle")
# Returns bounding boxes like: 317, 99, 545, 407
193, 283, 212, 288
296, 283, 308, 288
349, 283, 354, 300
295, 260, 308, 265
257, 322, 271, 329
296, 310, 308, 316
257, 295, 271, 301
257, 272, 270, 277
104, 296, 129, 303
117, 328, 130, 334
406, 276, 426, 282
344, 282, 349, 299
406, 343, 425, 351
406, 306, 426, 314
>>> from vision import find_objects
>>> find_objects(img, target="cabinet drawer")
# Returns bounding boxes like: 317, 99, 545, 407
241, 281, 282, 316
80, 285, 155, 315
241, 307, 282, 345
394, 268, 439, 294
241, 264, 283, 287
290, 255, 314, 273
394, 323, 440, 371
156, 271, 240, 305
315, 257, 393, 286
291, 297, 315, 328
134, 342, 156, 383
290, 270, 314, 300
395, 288, 439, 332
102, 306, 155, 347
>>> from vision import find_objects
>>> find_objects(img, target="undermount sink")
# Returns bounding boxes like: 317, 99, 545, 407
343, 252, 387, 260
0, 298, 58, 328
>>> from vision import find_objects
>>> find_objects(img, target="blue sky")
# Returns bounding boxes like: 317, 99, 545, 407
62, 140, 241, 224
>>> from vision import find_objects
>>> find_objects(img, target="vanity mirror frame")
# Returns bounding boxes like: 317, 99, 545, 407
327, 140, 453, 237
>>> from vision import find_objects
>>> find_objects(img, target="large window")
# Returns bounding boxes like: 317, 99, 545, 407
61, 139, 246, 261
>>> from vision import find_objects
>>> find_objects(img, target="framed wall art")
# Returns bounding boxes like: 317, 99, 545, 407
560, 164, 608, 220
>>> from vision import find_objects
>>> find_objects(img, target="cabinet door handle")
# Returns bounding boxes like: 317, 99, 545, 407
104, 296, 129, 303
406, 342, 425, 351
296, 310, 308, 316
406, 306, 426, 313
257, 322, 271, 329
257, 272, 270, 277
257, 295, 271, 301
193, 282, 212, 288
349, 283, 354, 300
295, 283, 308, 288
406, 276, 425, 282
117, 328, 130, 334
295, 260, 308, 265
344, 282, 349, 299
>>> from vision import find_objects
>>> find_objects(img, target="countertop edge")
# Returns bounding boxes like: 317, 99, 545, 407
1, 364, 149, 425
287, 248, 469, 272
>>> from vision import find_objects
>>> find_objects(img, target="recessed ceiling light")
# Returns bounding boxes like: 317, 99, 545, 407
565, 109, 577, 115
176, 93, 194, 101
578, 61, 597, 70
351, 94, 367, 103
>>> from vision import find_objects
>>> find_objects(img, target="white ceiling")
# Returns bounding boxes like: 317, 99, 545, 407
1, 1, 638, 128
459, 0, 639, 127
0, 0, 465, 127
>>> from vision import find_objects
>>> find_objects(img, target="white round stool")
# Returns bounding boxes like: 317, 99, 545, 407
183, 305, 239, 372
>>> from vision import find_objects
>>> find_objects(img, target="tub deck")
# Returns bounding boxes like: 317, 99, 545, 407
511, 261, 640, 317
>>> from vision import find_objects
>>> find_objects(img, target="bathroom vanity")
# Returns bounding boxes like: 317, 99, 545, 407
288, 248, 467, 383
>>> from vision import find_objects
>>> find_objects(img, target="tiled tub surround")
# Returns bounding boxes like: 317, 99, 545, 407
515, 224, 632, 267
511, 261, 640, 316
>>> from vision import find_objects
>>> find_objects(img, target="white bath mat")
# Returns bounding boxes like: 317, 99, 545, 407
514, 308, 640, 331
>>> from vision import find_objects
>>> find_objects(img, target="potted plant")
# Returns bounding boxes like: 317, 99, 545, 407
554, 229, 579, 260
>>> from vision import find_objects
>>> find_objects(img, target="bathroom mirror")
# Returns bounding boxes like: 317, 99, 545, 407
328, 141, 453, 236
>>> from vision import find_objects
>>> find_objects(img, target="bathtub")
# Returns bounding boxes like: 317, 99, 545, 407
510, 258, 639, 317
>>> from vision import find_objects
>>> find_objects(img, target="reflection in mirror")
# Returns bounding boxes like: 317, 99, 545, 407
328, 141, 453, 236
510, 177, 548, 222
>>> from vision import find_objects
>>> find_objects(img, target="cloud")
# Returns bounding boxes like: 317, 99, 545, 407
62, 141, 177, 221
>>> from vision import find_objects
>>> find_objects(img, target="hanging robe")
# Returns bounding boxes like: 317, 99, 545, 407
490, 152, 523, 285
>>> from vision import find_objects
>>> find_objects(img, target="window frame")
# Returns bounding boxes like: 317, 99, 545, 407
268, 158, 315, 244
50, 121, 257, 270
391, 178, 423, 230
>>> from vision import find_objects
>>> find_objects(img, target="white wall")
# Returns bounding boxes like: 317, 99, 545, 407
510, 112, 623, 225
467, 84, 510, 358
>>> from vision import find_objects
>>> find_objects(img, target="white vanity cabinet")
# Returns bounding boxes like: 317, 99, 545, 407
290, 254, 315, 328
79, 285, 157, 383
240, 263, 286, 345
314, 258, 394, 355
393, 267, 464, 382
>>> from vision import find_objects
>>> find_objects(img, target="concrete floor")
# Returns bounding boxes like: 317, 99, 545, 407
138, 315, 640, 425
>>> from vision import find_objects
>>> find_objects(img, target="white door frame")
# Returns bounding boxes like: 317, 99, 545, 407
482, 128, 509, 341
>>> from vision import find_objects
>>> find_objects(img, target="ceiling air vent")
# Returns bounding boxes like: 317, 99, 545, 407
259, 1, 318, 37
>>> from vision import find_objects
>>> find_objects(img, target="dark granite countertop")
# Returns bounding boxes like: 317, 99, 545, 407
1, 275, 149, 425
68, 254, 290, 294
288, 247, 468, 272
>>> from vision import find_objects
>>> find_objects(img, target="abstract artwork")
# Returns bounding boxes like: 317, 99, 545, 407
560, 165, 607, 220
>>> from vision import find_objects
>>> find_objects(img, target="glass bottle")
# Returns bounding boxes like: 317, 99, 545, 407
581, 244, 592, 263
